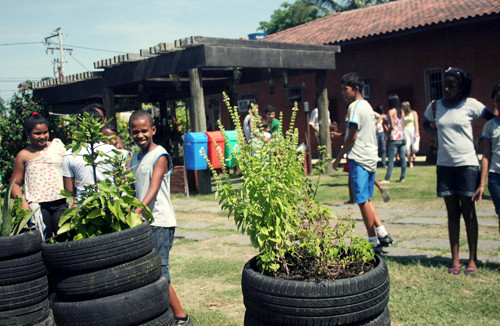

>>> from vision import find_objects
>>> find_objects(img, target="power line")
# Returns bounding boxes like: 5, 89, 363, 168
69, 54, 91, 71
2, 40, 127, 54
0, 41, 42, 46
65, 44, 127, 54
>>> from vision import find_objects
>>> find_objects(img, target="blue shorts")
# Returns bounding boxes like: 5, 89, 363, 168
152, 226, 175, 283
488, 172, 500, 216
349, 159, 375, 204
436, 166, 479, 198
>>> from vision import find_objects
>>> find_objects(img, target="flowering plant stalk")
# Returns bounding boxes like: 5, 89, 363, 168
208, 93, 374, 279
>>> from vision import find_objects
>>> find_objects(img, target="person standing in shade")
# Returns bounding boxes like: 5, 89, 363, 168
373, 105, 388, 168
381, 94, 406, 183
243, 103, 259, 143
402, 101, 420, 168
332, 72, 393, 253
265, 105, 281, 138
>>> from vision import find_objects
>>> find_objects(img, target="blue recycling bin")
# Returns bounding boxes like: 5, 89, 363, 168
184, 132, 208, 170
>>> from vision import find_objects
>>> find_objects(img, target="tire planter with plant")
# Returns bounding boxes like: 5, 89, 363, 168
42, 220, 154, 275
242, 255, 390, 326
0, 230, 51, 326
209, 95, 391, 326
40, 113, 175, 326
42, 222, 173, 326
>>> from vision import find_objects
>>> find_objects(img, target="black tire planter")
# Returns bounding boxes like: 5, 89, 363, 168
0, 298, 50, 326
41, 221, 153, 274
0, 252, 46, 286
52, 248, 162, 301
0, 229, 42, 260
242, 254, 390, 326
244, 307, 391, 326
0, 275, 48, 312
52, 276, 171, 326
138, 307, 175, 326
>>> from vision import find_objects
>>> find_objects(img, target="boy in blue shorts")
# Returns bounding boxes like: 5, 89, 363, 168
129, 110, 193, 326
332, 73, 393, 252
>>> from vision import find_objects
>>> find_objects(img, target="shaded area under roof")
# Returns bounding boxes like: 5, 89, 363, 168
32, 36, 340, 114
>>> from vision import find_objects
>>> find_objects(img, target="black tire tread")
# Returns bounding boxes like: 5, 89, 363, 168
42, 222, 153, 274
53, 248, 162, 301
0, 230, 42, 260
242, 255, 390, 326
0, 298, 50, 326
0, 252, 46, 286
52, 276, 170, 326
138, 307, 175, 326
0, 275, 48, 311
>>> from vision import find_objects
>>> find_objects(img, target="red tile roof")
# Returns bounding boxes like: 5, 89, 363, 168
264, 0, 500, 45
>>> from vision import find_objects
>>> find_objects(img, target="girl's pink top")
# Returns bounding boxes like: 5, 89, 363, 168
24, 138, 66, 203
389, 114, 405, 141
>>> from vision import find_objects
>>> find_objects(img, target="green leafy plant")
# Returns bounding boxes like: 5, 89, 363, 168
0, 183, 39, 236
57, 112, 153, 241
209, 92, 374, 280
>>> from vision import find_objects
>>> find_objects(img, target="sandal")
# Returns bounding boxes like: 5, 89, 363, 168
448, 266, 461, 275
464, 265, 477, 275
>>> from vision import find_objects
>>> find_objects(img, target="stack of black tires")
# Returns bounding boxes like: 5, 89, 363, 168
41, 222, 175, 326
242, 255, 391, 326
0, 230, 52, 326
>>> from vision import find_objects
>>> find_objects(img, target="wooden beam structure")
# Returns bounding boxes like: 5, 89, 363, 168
32, 36, 340, 193
33, 36, 340, 115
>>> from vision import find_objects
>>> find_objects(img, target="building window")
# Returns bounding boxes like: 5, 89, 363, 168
238, 93, 257, 113
362, 78, 373, 100
287, 85, 303, 105
424, 68, 444, 104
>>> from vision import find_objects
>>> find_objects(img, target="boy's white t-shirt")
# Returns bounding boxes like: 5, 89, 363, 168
346, 99, 378, 173
308, 108, 331, 136
424, 98, 486, 167
61, 142, 117, 202
480, 117, 500, 174
130, 145, 176, 228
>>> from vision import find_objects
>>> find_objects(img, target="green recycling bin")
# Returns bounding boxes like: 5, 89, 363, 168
223, 130, 239, 168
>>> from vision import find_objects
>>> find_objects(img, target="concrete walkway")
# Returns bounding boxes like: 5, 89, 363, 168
172, 198, 500, 264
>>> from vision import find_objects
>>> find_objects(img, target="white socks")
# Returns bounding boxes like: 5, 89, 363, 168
376, 225, 388, 238
368, 236, 380, 245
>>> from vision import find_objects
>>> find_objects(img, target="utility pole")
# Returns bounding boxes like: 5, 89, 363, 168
44, 27, 72, 79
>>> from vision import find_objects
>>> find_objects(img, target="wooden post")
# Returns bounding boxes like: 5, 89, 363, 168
188, 68, 211, 194
188, 68, 207, 132
102, 88, 115, 127
159, 96, 170, 151
316, 70, 332, 174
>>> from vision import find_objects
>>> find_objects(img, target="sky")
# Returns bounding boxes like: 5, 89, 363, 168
0, 0, 285, 103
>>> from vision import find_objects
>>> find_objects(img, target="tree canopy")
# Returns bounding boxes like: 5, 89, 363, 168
258, 0, 394, 34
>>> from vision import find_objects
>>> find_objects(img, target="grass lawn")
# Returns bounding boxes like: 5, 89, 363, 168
170, 163, 499, 326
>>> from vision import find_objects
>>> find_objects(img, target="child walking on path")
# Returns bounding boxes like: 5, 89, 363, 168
128, 110, 193, 326
332, 73, 393, 253
473, 84, 500, 233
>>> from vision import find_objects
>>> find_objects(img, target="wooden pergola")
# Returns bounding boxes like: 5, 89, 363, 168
33, 36, 340, 181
